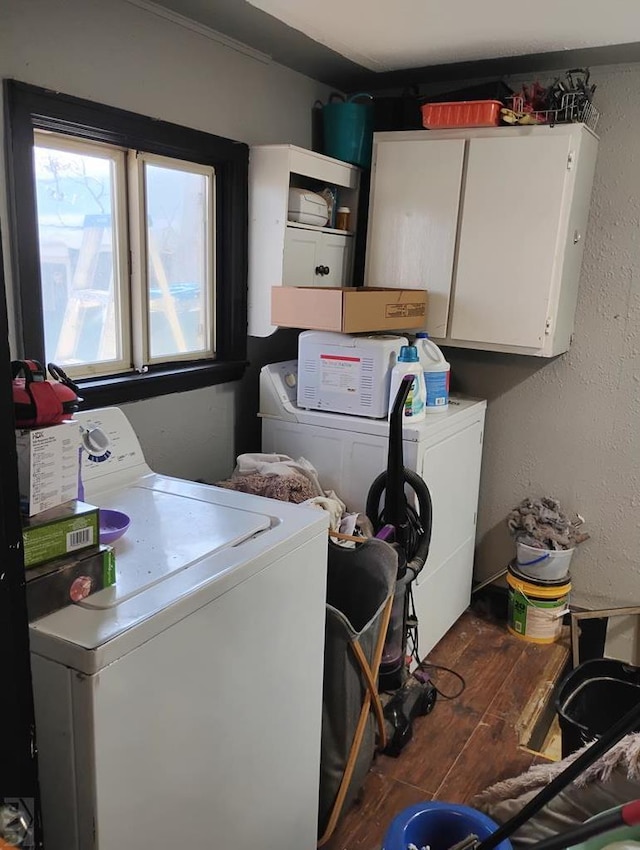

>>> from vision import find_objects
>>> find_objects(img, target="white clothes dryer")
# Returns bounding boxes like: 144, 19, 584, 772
260, 361, 486, 659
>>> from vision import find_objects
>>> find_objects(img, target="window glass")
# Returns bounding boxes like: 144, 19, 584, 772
144, 162, 213, 361
33, 143, 125, 370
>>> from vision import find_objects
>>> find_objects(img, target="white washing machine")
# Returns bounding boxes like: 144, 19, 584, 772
260, 361, 486, 659
29, 407, 328, 850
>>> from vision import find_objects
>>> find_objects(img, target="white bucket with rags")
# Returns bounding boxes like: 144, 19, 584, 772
516, 541, 574, 581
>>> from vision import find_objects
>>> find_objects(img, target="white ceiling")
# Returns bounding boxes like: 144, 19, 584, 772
137, 0, 640, 85
246, 0, 640, 72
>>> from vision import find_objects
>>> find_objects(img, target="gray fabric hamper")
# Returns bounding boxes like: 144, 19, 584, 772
318, 537, 398, 842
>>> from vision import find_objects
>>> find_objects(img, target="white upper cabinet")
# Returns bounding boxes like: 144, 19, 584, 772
248, 145, 360, 337
365, 138, 466, 339
365, 125, 598, 357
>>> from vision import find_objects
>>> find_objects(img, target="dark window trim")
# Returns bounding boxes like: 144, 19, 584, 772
4, 79, 249, 406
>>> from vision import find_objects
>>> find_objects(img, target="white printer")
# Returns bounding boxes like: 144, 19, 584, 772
297, 331, 408, 418
287, 188, 329, 227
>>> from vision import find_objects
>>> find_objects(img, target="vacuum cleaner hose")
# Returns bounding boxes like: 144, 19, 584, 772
366, 467, 432, 581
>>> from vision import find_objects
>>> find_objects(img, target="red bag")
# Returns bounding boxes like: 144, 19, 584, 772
12, 360, 82, 428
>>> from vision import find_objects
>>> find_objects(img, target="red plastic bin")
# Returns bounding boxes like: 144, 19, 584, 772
421, 99, 502, 129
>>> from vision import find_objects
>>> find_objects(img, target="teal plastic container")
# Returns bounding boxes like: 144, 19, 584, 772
322, 93, 374, 168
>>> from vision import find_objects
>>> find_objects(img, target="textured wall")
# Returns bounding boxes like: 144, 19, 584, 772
0, 0, 332, 483
448, 64, 640, 616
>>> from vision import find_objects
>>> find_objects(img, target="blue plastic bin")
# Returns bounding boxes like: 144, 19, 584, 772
382, 801, 513, 850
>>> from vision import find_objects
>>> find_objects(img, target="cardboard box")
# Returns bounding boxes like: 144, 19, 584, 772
25, 545, 116, 622
22, 500, 99, 568
16, 421, 80, 515
271, 287, 427, 333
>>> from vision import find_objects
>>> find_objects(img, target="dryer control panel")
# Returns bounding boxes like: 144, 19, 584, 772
259, 360, 299, 422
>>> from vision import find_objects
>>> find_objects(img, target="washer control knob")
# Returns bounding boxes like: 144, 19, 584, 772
83, 426, 109, 455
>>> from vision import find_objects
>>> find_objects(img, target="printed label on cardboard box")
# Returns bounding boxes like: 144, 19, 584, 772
23, 512, 98, 568
385, 302, 426, 319
17, 422, 80, 515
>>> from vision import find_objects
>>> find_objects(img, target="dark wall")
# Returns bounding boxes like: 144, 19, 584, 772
235, 328, 301, 456
0, 239, 42, 844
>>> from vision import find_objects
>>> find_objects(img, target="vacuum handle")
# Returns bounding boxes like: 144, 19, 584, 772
475, 699, 640, 850
386, 375, 413, 543
525, 800, 640, 850
389, 373, 413, 424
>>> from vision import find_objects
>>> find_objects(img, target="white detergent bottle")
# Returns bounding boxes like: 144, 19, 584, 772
415, 332, 450, 413
388, 345, 425, 422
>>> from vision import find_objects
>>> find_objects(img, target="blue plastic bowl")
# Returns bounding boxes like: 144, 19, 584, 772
383, 801, 513, 850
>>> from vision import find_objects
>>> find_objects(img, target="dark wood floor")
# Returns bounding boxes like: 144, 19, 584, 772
326, 608, 569, 850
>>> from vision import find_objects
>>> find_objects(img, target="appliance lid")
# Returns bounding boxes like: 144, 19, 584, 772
29, 475, 328, 672
260, 388, 486, 440
79, 485, 270, 609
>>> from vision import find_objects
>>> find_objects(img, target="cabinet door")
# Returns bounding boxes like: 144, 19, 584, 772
319, 233, 352, 288
412, 417, 484, 656
451, 134, 572, 347
283, 228, 320, 287
283, 227, 351, 289
365, 138, 466, 337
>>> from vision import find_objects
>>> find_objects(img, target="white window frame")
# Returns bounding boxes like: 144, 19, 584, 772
34, 130, 131, 378
33, 133, 216, 379
129, 152, 216, 370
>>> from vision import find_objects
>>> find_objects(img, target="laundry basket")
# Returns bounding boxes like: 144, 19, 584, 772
318, 537, 397, 844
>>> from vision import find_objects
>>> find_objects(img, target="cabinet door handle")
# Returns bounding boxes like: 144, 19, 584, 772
573, 230, 582, 244
322, 265, 330, 275
315, 265, 324, 276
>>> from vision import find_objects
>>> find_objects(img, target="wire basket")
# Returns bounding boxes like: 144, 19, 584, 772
507, 92, 600, 132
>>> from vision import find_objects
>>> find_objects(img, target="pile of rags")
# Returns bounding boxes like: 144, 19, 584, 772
216, 452, 346, 530
507, 496, 588, 550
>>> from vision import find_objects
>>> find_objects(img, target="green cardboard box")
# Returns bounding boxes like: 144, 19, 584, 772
22, 501, 99, 568
25, 545, 116, 622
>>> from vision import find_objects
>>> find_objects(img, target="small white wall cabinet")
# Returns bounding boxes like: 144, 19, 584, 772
283, 225, 352, 289
249, 145, 360, 337
365, 124, 598, 356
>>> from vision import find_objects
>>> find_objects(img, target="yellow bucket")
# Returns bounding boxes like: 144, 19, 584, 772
507, 566, 571, 645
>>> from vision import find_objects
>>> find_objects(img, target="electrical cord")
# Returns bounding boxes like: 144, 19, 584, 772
406, 586, 467, 700
418, 663, 466, 701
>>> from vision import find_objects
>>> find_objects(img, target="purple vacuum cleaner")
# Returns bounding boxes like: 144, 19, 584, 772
366, 374, 436, 755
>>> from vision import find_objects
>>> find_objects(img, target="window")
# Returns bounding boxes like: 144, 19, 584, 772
6, 81, 248, 406
34, 136, 215, 377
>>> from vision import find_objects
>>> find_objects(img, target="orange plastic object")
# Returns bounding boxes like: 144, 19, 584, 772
421, 100, 502, 129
